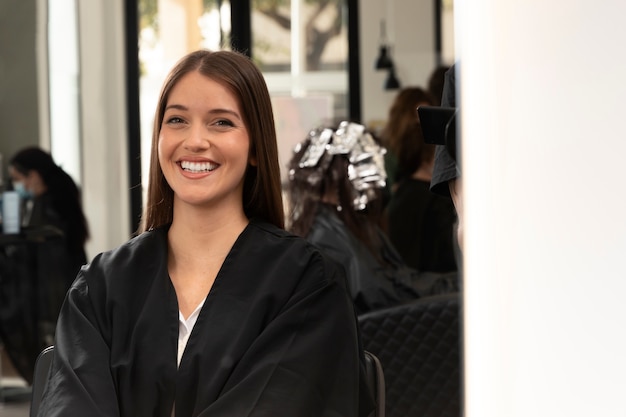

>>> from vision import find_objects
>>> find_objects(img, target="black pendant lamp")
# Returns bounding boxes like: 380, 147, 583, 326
375, 19, 401, 90
374, 20, 394, 70
375, 46, 393, 70
384, 65, 401, 90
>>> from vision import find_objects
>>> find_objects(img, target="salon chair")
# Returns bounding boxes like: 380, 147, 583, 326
29, 345, 54, 417
358, 293, 461, 417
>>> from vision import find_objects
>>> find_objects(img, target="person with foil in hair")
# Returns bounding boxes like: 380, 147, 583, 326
287, 121, 441, 314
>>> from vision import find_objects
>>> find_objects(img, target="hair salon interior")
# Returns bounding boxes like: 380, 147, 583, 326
1, 0, 456, 412
0, 0, 455, 259
4, 0, 626, 416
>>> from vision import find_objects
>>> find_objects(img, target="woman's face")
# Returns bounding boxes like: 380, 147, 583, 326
8, 165, 35, 197
8, 165, 27, 185
158, 71, 255, 212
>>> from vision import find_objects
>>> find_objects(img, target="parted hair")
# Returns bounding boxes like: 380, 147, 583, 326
139, 49, 284, 233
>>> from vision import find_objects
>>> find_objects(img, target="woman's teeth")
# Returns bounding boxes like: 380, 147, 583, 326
181, 161, 218, 173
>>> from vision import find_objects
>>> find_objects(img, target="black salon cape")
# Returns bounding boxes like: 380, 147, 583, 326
306, 206, 420, 314
38, 221, 374, 417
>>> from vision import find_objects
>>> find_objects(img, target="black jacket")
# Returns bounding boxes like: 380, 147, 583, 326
39, 221, 373, 417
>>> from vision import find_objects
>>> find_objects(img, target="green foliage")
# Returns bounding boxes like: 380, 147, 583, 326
138, 0, 158, 31
203, 0, 219, 10
254, 0, 345, 70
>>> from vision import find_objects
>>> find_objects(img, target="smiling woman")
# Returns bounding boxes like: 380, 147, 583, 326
157, 71, 253, 225
143, 50, 284, 232
35, 49, 375, 417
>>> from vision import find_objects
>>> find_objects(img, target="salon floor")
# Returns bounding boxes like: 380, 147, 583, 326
0, 398, 30, 417
1, 348, 30, 417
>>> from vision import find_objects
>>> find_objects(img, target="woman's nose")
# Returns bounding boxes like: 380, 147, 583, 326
183, 124, 211, 150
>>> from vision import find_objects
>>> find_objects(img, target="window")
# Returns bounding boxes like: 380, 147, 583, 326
252, 0, 350, 182
137, 0, 351, 192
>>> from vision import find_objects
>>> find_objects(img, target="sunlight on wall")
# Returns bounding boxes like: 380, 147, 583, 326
48, 0, 81, 185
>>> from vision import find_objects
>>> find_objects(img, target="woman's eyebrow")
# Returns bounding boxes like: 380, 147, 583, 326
164, 103, 187, 112
164, 105, 241, 121
207, 108, 242, 121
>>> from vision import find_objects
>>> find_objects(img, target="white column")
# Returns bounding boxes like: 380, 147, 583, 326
77, 0, 130, 258
48, 0, 81, 185
459, 1, 626, 417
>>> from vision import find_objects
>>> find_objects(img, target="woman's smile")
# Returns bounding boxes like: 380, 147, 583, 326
179, 160, 220, 174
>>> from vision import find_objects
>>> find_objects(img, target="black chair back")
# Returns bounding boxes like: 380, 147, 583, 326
30, 345, 54, 417
358, 293, 461, 417
363, 350, 386, 416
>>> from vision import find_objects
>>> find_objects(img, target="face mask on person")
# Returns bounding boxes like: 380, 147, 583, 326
13, 181, 33, 200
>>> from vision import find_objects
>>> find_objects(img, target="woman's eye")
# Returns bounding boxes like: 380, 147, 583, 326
165, 117, 184, 125
215, 119, 234, 127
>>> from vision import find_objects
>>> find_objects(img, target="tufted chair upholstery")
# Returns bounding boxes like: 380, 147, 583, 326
358, 293, 461, 417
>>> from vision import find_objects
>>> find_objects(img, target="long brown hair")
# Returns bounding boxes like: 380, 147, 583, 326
380, 87, 436, 181
139, 50, 284, 232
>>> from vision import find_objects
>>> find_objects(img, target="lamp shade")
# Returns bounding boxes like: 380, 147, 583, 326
375, 46, 393, 70
384, 66, 401, 90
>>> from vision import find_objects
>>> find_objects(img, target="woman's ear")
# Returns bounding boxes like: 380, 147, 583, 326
249, 154, 258, 167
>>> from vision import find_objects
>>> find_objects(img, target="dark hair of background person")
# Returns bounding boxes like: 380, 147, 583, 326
427, 65, 451, 106
140, 49, 284, 233
9, 147, 89, 252
287, 136, 389, 265
380, 87, 436, 184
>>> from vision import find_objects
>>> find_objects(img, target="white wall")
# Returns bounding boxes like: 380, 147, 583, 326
358, 0, 441, 128
459, 1, 626, 416
77, 0, 131, 259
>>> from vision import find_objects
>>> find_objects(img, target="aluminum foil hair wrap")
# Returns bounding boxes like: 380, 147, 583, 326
294, 121, 387, 211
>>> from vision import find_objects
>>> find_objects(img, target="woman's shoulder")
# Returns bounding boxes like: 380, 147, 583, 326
306, 207, 358, 251
245, 220, 320, 259
243, 219, 347, 285
81, 226, 168, 283
65, 227, 171, 340
246, 220, 311, 248
95, 226, 165, 260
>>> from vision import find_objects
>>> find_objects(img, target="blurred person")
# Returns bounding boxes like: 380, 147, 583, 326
380, 87, 436, 197
383, 97, 458, 273
427, 65, 451, 106
287, 121, 455, 314
430, 64, 463, 253
36, 50, 374, 417
8, 147, 89, 338
8, 147, 89, 265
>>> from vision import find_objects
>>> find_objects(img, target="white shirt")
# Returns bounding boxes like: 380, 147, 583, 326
177, 299, 205, 367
